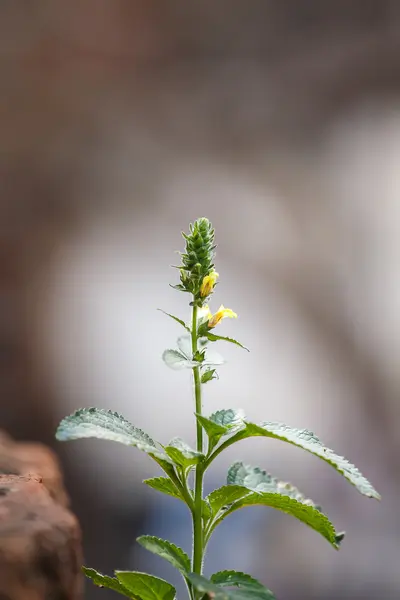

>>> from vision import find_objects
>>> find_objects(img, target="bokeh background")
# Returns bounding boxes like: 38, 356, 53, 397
1, 1, 399, 598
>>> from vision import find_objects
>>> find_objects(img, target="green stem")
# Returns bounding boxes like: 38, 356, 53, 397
191, 303, 204, 579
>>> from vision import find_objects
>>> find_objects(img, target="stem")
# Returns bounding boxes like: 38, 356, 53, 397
191, 303, 204, 578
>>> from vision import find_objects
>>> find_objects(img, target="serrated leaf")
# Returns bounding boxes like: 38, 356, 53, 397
162, 349, 198, 370
116, 572, 175, 600
143, 477, 183, 502
210, 571, 274, 599
165, 437, 205, 468
83, 567, 137, 599
187, 573, 275, 600
230, 422, 380, 500
197, 409, 245, 453
158, 310, 191, 333
212, 490, 339, 548
206, 485, 251, 517
56, 408, 170, 463
206, 332, 249, 352
137, 536, 190, 573
227, 462, 319, 508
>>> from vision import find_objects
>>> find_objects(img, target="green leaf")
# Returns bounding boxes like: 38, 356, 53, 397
56, 408, 171, 463
201, 368, 217, 384
227, 462, 320, 508
210, 571, 275, 599
197, 409, 245, 453
165, 437, 205, 468
158, 310, 190, 333
206, 485, 251, 519
137, 536, 190, 573
143, 477, 183, 502
229, 422, 380, 500
83, 567, 137, 599
187, 573, 275, 600
212, 490, 339, 548
162, 349, 198, 370
116, 572, 175, 600
206, 332, 249, 352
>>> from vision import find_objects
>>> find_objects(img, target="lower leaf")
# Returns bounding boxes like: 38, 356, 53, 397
136, 536, 190, 574
83, 567, 137, 599
187, 573, 275, 600
116, 571, 176, 600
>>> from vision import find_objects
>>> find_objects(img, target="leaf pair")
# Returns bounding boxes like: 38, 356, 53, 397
84, 540, 276, 600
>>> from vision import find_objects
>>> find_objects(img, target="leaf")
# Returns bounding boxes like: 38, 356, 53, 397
201, 368, 217, 384
56, 408, 170, 463
116, 572, 176, 600
165, 437, 205, 468
197, 409, 245, 452
83, 567, 137, 599
230, 422, 380, 500
227, 462, 320, 508
212, 490, 339, 548
137, 536, 190, 573
206, 485, 251, 517
143, 477, 183, 502
158, 310, 190, 333
206, 332, 249, 352
187, 573, 275, 600
211, 571, 275, 599
162, 349, 198, 370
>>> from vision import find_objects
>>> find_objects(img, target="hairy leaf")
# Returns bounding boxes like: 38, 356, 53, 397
83, 567, 137, 599
165, 437, 205, 468
56, 408, 170, 463
210, 571, 274, 598
162, 349, 198, 370
201, 368, 217, 384
213, 490, 339, 548
197, 409, 245, 453
227, 462, 320, 508
206, 485, 251, 518
143, 477, 183, 502
206, 332, 249, 352
158, 310, 190, 332
116, 572, 175, 600
187, 573, 275, 600
137, 536, 190, 573
229, 422, 381, 500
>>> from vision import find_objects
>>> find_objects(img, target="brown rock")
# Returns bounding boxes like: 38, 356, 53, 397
0, 474, 83, 600
0, 432, 69, 507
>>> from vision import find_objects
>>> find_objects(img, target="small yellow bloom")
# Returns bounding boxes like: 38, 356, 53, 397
200, 271, 219, 297
208, 304, 237, 328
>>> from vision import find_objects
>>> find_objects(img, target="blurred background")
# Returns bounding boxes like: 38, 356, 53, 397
0, 1, 399, 598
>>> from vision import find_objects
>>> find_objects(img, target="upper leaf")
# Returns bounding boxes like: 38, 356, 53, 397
56, 408, 171, 463
231, 422, 380, 500
197, 409, 245, 453
206, 485, 251, 521
162, 349, 198, 370
187, 573, 275, 600
116, 571, 175, 600
164, 437, 205, 468
143, 477, 183, 502
137, 536, 190, 574
213, 489, 339, 548
206, 332, 249, 352
227, 462, 320, 508
158, 310, 191, 333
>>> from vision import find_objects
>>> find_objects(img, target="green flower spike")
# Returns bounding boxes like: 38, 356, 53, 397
173, 217, 217, 306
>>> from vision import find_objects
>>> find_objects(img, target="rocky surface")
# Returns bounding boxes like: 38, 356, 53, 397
0, 434, 82, 600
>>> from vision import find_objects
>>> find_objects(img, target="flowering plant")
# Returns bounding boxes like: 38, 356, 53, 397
56, 218, 380, 600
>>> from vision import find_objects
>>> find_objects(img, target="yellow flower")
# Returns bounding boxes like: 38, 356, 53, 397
200, 271, 219, 297
208, 305, 237, 328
